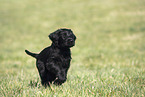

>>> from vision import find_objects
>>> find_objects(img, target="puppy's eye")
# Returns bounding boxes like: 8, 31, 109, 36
64, 33, 67, 36
62, 33, 67, 38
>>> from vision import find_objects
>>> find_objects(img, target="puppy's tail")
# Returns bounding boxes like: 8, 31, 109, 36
25, 50, 38, 59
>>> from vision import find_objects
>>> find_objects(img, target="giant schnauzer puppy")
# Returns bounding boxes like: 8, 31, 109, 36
25, 28, 76, 87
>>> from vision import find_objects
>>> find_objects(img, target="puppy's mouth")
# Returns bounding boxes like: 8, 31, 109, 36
67, 39, 75, 47
68, 43, 75, 47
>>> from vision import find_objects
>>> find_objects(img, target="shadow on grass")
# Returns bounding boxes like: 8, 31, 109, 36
28, 79, 41, 88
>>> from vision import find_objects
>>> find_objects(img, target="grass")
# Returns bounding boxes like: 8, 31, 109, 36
0, 0, 145, 96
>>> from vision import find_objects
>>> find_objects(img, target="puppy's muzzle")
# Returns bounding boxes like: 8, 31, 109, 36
67, 38, 75, 47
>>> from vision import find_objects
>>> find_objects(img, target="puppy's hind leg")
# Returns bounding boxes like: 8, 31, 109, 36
36, 60, 48, 87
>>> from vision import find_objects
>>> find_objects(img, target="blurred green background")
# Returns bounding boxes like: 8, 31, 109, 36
0, 0, 145, 96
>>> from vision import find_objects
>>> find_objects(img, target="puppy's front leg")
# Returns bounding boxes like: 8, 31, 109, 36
46, 65, 66, 85
54, 70, 67, 85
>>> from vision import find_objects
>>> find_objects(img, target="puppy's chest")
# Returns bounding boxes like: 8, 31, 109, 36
57, 53, 71, 68
59, 54, 71, 68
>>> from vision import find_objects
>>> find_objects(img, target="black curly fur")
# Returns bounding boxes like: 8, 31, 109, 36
25, 28, 76, 87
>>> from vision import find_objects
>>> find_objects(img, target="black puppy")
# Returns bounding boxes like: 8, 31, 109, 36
25, 28, 76, 87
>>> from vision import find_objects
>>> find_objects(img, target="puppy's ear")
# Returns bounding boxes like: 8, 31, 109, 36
49, 29, 61, 45
49, 32, 57, 41
49, 29, 60, 41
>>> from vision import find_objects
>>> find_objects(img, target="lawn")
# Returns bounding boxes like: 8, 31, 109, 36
0, 0, 145, 96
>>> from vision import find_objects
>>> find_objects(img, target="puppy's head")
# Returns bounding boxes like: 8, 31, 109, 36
49, 28, 76, 48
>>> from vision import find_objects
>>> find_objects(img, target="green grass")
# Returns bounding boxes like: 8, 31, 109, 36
0, 0, 145, 96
